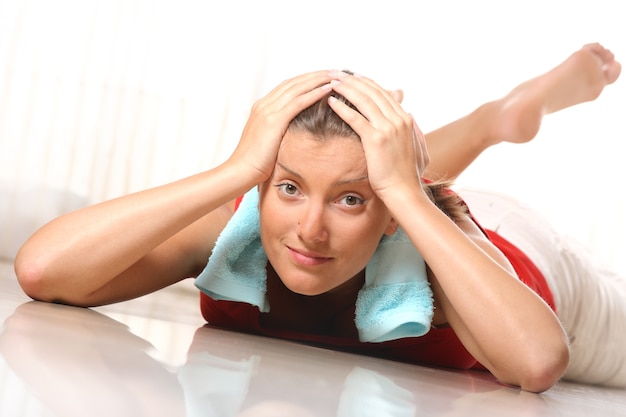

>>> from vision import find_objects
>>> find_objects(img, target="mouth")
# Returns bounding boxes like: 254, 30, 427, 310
287, 246, 333, 266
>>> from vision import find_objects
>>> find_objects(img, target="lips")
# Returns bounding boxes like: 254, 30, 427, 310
287, 246, 333, 266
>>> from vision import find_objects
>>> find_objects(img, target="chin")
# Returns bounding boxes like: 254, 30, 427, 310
282, 278, 329, 296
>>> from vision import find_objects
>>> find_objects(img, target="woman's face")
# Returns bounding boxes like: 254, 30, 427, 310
258, 130, 398, 296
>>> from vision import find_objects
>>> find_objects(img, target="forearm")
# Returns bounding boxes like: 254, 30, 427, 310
384, 188, 568, 391
14, 162, 252, 301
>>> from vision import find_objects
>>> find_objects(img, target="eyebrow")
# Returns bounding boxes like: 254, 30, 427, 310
276, 161, 369, 187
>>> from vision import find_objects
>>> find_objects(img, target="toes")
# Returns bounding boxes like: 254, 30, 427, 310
603, 61, 622, 85
583, 43, 621, 85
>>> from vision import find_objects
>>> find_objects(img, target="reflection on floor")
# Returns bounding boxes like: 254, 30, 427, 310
1, 261, 626, 417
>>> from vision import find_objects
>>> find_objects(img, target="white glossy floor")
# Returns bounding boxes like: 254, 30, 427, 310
1, 261, 626, 417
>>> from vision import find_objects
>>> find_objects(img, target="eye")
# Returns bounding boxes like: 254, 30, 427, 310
338, 194, 365, 207
275, 183, 300, 197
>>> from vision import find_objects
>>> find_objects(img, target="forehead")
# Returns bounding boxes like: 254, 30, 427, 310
280, 130, 363, 158
278, 130, 367, 177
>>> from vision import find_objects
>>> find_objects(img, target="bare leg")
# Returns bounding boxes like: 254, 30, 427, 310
424, 43, 622, 181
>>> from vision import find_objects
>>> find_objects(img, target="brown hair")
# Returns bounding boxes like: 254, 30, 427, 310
288, 89, 469, 222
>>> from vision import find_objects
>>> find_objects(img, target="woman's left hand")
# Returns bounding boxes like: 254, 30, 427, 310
328, 73, 430, 197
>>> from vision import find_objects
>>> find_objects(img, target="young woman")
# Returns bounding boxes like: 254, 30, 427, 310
14, 43, 623, 392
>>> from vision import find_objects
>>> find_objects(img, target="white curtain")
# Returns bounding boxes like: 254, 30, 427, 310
0, 0, 269, 258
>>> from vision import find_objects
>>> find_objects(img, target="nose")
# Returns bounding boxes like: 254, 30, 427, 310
296, 201, 328, 243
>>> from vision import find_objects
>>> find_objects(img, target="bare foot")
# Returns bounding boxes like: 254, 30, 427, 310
485, 43, 621, 145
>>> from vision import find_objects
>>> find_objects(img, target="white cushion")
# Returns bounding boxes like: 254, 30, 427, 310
0, 184, 86, 260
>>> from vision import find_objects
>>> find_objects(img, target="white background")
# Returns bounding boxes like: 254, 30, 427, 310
0, 0, 624, 272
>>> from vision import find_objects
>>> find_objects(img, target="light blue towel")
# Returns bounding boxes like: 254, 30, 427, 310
195, 188, 434, 343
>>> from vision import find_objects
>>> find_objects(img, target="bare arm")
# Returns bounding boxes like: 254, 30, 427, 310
328, 73, 569, 392
396, 195, 568, 392
14, 167, 244, 306
15, 70, 339, 307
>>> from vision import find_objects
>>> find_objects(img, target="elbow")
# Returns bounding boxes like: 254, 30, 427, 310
15, 245, 106, 308
14, 246, 62, 304
15, 249, 48, 302
516, 341, 570, 393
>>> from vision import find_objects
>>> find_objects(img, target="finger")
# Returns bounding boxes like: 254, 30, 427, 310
347, 74, 406, 117
262, 70, 337, 108
411, 118, 430, 177
331, 74, 407, 127
327, 94, 375, 138
254, 70, 337, 123
388, 89, 404, 104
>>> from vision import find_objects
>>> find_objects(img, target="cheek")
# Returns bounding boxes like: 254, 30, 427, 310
258, 197, 291, 246
335, 220, 385, 261
346, 214, 394, 263
351, 233, 382, 261
259, 210, 282, 242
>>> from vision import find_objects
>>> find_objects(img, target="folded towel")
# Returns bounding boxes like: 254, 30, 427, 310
195, 188, 433, 342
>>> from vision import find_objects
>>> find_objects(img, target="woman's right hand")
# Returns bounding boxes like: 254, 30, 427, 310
227, 70, 337, 184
